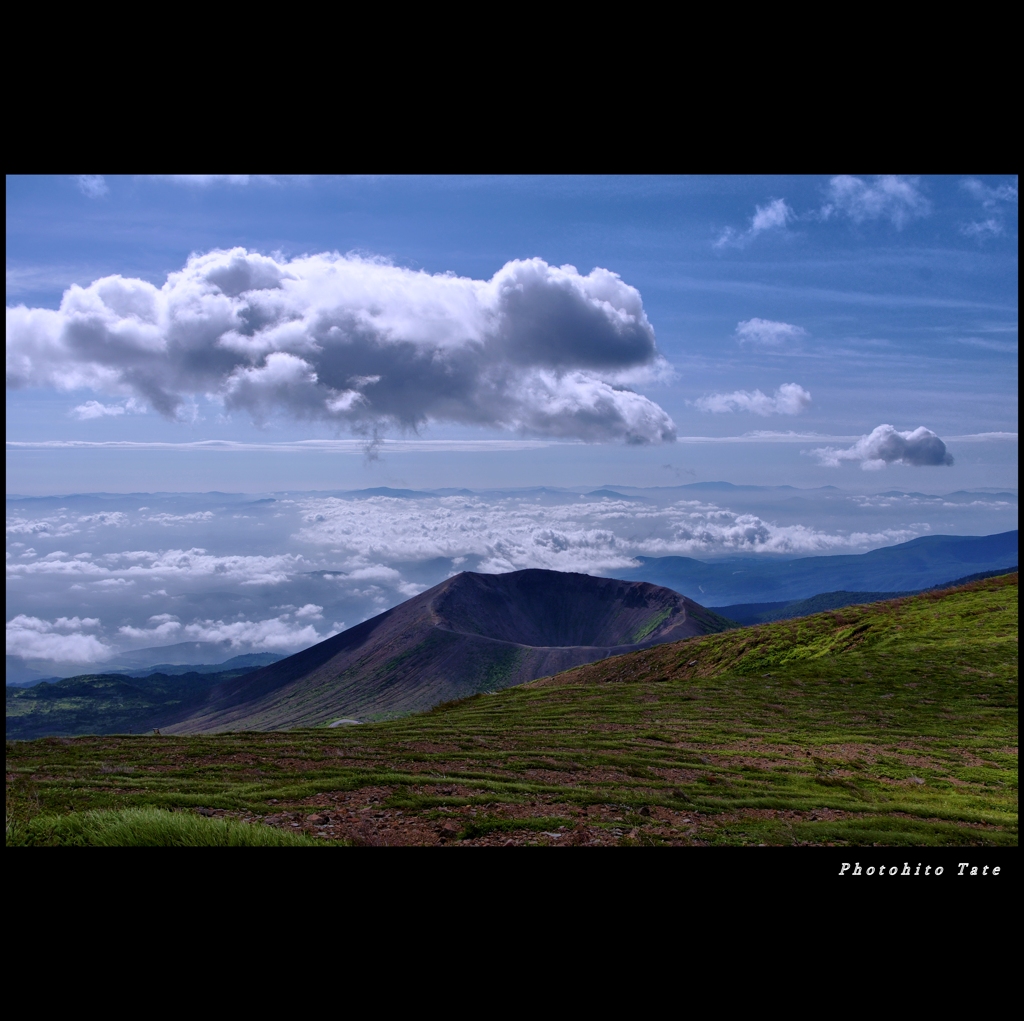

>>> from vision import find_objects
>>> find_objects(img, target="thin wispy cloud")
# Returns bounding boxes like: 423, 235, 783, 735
714, 198, 794, 249
153, 175, 290, 187
74, 175, 109, 198
961, 218, 1003, 238
7, 249, 677, 445
961, 178, 1018, 208
960, 177, 1017, 238
820, 175, 931, 229
694, 383, 812, 416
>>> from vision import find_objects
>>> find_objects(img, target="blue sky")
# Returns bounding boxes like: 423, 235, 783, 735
7, 174, 1018, 491
5, 175, 1018, 671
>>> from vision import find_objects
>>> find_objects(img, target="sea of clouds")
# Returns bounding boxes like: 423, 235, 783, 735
6, 486, 1016, 675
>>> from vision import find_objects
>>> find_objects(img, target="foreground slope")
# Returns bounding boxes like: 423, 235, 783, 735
8, 574, 1016, 846
163, 569, 731, 733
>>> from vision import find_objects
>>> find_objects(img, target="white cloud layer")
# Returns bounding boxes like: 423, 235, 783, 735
294, 493, 916, 575
179, 616, 326, 650
735, 318, 808, 348
7, 547, 306, 586
6, 608, 325, 662
7, 614, 111, 662
822, 176, 931, 229
6, 249, 676, 445
6, 511, 128, 537
810, 425, 955, 470
695, 383, 812, 416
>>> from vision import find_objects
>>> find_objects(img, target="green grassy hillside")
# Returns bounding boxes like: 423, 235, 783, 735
6, 574, 1016, 847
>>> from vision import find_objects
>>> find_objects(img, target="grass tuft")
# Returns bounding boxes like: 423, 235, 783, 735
6, 807, 327, 847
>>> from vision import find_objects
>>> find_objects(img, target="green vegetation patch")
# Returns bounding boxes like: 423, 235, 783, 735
6, 807, 325, 847
631, 608, 672, 643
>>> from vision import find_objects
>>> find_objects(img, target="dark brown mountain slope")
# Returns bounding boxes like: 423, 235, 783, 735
166, 569, 732, 732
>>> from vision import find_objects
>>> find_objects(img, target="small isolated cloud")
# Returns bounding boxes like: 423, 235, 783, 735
715, 198, 794, 248
7, 250, 675, 445
70, 397, 145, 420
75, 175, 109, 198
810, 425, 954, 470
821, 176, 931, 229
695, 383, 811, 416
735, 318, 808, 348
6, 614, 111, 662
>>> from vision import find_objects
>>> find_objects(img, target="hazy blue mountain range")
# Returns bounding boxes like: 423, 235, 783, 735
613, 531, 1017, 605
5, 650, 285, 688
716, 567, 1018, 625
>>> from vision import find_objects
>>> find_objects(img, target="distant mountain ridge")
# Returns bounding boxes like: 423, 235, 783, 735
717, 567, 1018, 625
6, 648, 286, 687
614, 531, 1017, 605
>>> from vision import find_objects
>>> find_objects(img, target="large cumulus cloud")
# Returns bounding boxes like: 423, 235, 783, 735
6, 250, 676, 444
811, 425, 954, 470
